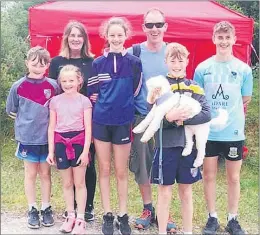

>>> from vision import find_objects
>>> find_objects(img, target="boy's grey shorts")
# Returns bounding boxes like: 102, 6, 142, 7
129, 114, 155, 184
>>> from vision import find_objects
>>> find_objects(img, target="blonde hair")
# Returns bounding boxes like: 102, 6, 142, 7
143, 7, 165, 22
59, 21, 94, 59
58, 65, 84, 91
165, 43, 190, 59
27, 46, 50, 64
99, 17, 132, 39
213, 21, 236, 36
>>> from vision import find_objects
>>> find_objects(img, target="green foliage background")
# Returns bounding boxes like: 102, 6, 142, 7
1, 1, 259, 140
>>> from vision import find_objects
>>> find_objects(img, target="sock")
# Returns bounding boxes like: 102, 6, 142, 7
144, 203, 153, 212
68, 211, 76, 218
118, 212, 127, 217
209, 212, 218, 218
29, 203, 37, 211
228, 213, 237, 222
183, 232, 192, 234
41, 202, 50, 211
77, 213, 84, 220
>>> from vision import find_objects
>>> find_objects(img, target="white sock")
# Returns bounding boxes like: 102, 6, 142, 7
209, 212, 218, 218
228, 213, 237, 221
28, 203, 37, 211
41, 202, 50, 211
77, 213, 84, 220
68, 211, 76, 218
183, 232, 192, 234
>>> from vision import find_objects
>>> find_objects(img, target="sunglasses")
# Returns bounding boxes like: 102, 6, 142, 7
144, 22, 165, 29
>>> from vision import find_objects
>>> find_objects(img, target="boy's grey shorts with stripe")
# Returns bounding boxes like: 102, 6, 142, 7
129, 114, 155, 184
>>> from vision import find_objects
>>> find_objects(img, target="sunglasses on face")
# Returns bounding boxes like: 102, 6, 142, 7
144, 22, 165, 29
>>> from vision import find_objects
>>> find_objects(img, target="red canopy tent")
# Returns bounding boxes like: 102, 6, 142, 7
29, 1, 254, 78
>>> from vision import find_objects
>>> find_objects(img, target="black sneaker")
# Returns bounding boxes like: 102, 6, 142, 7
85, 208, 95, 222
102, 212, 115, 235
116, 214, 131, 235
27, 207, 40, 229
41, 206, 54, 227
202, 216, 220, 234
225, 218, 245, 235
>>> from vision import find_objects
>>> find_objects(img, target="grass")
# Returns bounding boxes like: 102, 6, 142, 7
1, 70, 259, 234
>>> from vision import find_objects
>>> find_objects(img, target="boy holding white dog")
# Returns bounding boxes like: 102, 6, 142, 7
150, 42, 211, 234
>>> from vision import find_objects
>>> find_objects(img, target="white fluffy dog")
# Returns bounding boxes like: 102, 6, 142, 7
133, 75, 228, 168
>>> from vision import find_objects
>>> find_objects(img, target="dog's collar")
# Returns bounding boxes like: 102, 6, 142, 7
156, 91, 173, 105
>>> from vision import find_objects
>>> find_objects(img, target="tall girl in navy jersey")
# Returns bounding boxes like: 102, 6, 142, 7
87, 17, 142, 235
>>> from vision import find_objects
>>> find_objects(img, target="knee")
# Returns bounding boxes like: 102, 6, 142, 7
63, 179, 74, 190
158, 186, 172, 201
115, 169, 127, 180
179, 188, 192, 203
74, 180, 86, 189
227, 174, 240, 185
99, 165, 110, 178
203, 170, 217, 182
39, 170, 51, 182
25, 169, 38, 181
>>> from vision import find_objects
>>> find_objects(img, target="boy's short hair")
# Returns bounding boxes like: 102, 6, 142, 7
26, 46, 50, 65
165, 42, 190, 59
213, 21, 236, 36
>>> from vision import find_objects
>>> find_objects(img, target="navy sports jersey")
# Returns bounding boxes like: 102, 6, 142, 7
6, 76, 59, 145
87, 49, 142, 125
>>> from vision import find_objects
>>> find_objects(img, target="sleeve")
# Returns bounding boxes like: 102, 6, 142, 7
49, 98, 57, 111
241, 66, 253, 96
133, 59, 142, 97
6, 83, 19, 119
82, 97, 93, 110
193, 66, 205, 89
87, 60, 99, 98
183, 82, 211, 125
48, 57, 59, 80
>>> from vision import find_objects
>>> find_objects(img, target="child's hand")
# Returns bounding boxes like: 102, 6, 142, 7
166, 106, 192, 122
46, 153, 55, 165
77, 151, 89, 167
147, 87, 161, 104
90, 93, 98, 103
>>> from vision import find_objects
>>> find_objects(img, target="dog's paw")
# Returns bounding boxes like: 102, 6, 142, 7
193, 157, 204, 168
140, 136, 149, 143
182, 148, 192, 156
133, 126, 144, 134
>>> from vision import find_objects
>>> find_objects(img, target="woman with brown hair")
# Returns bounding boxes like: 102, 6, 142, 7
49, 20, 97, 223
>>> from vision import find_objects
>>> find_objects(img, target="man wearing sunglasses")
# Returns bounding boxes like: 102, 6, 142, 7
128, 8, 177, 233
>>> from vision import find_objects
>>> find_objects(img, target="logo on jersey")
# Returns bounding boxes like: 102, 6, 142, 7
44, 89, 52, 99
21, 149, 28, 157
58, 157, 63, 162
190, 168, 198, 178
231, 71, 237, 79
228, 147, 238, 158
212, 84, 229, 100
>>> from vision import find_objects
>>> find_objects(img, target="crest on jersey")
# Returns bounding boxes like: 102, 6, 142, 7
190, 168, 198, 178
228, 147, 238, 158
44, 89, 51, 99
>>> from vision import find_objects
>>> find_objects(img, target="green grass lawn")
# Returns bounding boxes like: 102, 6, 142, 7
1, 73, 259, 234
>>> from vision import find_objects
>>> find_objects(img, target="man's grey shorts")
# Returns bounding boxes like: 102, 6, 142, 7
129, 114, 155, 184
